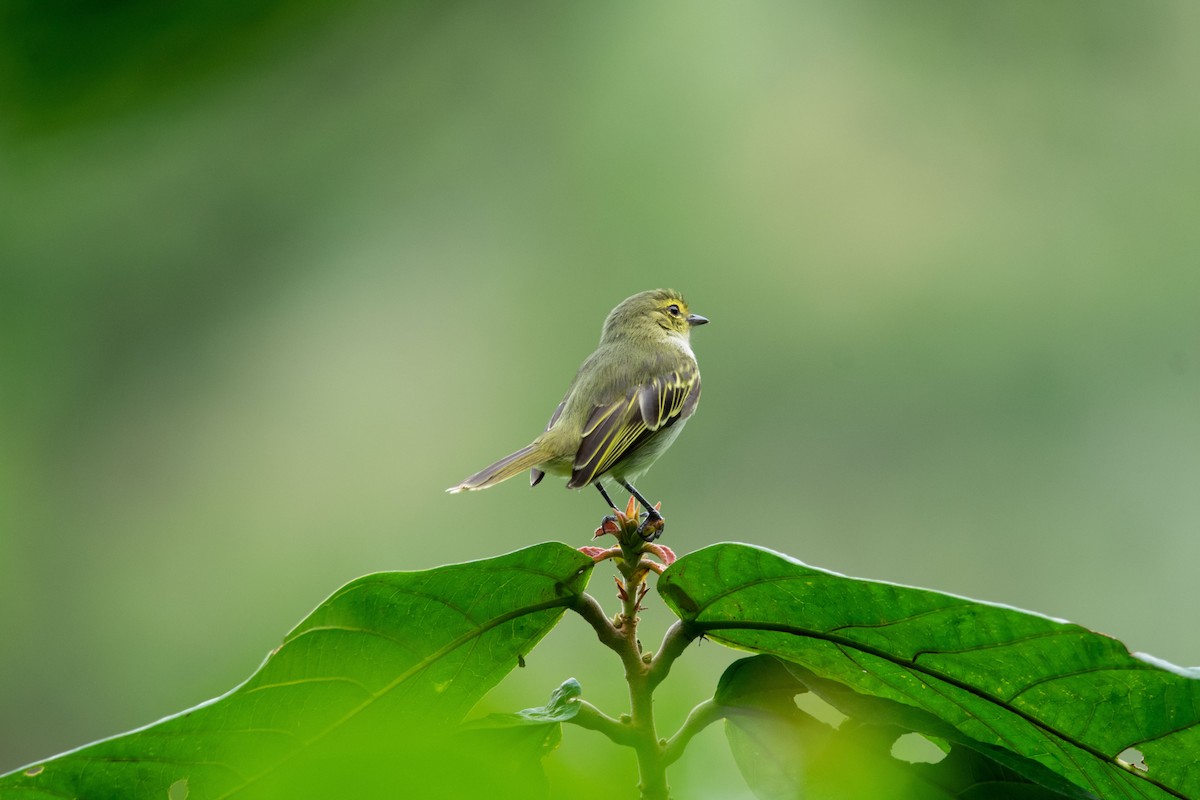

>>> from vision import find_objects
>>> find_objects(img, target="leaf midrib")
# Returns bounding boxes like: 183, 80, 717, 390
694, 618, 1180, 800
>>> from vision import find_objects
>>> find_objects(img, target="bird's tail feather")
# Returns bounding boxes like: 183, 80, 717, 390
446, 444, 546, 493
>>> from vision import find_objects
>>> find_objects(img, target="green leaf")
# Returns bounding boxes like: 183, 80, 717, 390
453, 678, 586, 798
462, 677, 584, 731
777, 660, 1094, 799
714, 655, 840, 800
660, 544, 1200, 800
2, 542, 594, 799
716, 655, 1081, 800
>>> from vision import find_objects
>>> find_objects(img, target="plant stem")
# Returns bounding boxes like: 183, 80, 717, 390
571, 592, 626, 655
569, 700, 640, 748
648, 620, 696, 691
568, 510, 707, 799
615, 556, 669, 799
662, 699, 723, 767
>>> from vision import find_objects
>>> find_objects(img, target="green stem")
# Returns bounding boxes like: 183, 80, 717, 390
648, 620, 696, 690
569, 523, 708, 799
615, 558, 668, 800
662, 699, 723, 767
571, 592, 626, 655
569, 699, 640, 748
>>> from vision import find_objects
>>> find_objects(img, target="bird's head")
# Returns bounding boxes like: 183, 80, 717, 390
600, 289, 709, 343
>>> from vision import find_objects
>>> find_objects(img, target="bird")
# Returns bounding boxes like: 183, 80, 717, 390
447, 289, 707, 538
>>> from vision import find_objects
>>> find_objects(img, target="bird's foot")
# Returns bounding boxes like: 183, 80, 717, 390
593, 514, 622, 539
583, 497, 674, 583
637, 508, 665, 541
591, 496, 665, 543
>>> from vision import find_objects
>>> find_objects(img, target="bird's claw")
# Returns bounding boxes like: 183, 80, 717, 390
637, 510, 665, 541
593, 496, 665, 542
593, 514, 622, 539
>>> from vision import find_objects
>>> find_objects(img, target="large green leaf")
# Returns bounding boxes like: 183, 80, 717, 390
2, 542, 594, 799
659, 544, 1199, 800
716, 654, 1084, 800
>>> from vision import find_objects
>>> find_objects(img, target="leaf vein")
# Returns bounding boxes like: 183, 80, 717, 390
215, 591, 581, 799
698, 620, 1188, 799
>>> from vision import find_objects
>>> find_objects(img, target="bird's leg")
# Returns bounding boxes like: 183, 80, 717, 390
593, 481, 623, 531
593, 481, 620, 512
619, 480, 664, 541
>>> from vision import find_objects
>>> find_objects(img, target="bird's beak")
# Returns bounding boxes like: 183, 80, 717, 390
687, 313, 709, 327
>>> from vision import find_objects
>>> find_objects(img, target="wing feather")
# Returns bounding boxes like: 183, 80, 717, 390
567, 360, 700, 488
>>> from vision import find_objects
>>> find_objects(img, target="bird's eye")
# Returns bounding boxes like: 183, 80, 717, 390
667, 304, 681, 316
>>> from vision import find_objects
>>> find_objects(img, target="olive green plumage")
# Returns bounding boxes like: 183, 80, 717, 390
447, 289, 707, 526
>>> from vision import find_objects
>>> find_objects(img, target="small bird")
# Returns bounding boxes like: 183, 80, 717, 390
447, 289, 708, 538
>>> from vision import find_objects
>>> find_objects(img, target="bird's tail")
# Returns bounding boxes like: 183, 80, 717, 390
446, 444, 547, 493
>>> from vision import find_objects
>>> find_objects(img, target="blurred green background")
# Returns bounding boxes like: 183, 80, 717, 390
2, 1, 1198, 795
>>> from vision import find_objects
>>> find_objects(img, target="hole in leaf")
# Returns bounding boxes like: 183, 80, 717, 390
1117, 747, 1148, 772
168, 778, 189, 800
891, 732, 947, 764
23, 765, 44, 777
793, 692, 848, 728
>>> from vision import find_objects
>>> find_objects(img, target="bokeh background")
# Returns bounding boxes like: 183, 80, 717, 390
2, 2, 1197, 795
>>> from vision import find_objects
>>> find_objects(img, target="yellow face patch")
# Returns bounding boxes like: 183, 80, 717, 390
656, 297, 690, 326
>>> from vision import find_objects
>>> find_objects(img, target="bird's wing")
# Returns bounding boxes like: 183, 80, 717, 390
568, 360, 700, 488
